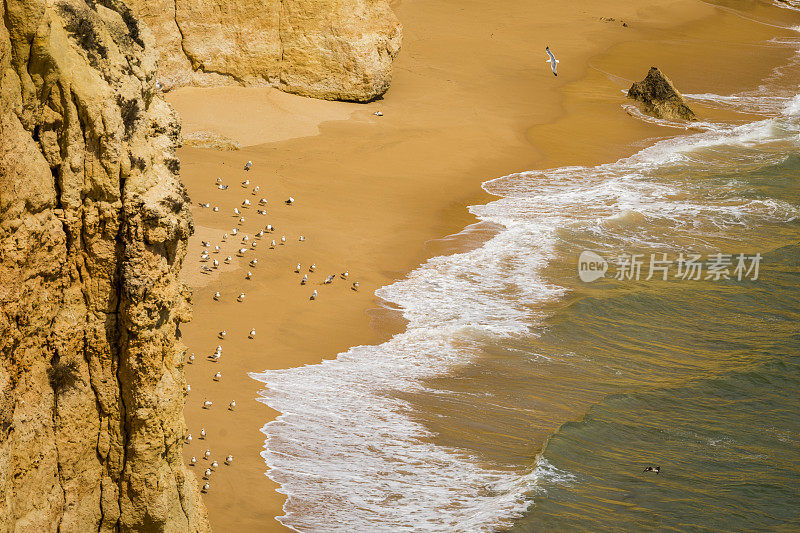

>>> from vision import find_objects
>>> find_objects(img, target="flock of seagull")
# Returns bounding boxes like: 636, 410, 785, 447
184, 160, 359, 494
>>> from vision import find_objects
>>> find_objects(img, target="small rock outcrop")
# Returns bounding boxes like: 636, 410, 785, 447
0, 0, 208, 529
627, 67, 697, 121
125, 0, 403, 102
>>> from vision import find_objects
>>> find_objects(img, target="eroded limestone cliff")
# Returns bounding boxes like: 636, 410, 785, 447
0, 0, 208, 530
125, 0, 403, 102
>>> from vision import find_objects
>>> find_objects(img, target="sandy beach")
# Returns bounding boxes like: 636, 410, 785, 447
172, 0, 800, 530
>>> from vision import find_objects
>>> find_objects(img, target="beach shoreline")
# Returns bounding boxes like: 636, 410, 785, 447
172, 1, 800, 530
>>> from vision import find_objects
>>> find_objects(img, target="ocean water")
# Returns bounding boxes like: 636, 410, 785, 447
251, 19, 800, 533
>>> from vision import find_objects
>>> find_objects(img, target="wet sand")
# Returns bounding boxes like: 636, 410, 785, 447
172, 0, 800, 530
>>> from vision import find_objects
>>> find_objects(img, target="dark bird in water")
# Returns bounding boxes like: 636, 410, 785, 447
642, 466, 661, 474
545, 45, 559, 76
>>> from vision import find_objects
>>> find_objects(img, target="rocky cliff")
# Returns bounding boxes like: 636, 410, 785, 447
0, 0, 208, 530
125, 0, 403, 102
628, 66, 697, 121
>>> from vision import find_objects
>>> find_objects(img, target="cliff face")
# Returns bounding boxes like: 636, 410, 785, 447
0, 0, 208, 530
124, 0, 402, 102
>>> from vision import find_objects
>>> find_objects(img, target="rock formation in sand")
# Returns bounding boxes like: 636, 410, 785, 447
0, 0, 208, 529
125, 0, 403, 102
627, 67, 697, 121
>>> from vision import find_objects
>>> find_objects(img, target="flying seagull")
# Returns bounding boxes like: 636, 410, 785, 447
642, 466, 661, 475
545, 46, 559, 76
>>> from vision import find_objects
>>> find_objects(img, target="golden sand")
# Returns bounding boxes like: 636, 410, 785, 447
172, 0, 800, 530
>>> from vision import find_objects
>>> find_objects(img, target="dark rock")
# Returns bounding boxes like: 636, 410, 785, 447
627, 67, 697, 121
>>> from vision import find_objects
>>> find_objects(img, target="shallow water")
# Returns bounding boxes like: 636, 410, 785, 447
251, 15, 800, 533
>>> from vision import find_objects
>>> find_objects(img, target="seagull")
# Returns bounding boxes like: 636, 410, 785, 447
295, 263, 301, 273
545, 45, 559, 76
237, 292, 245, 302
309, 264, 316, 272
203, 400, 213, 409
242, 235, 249, 242
259, 198, 268, 205
299, 235, 306, 242
225, 455, 234, 465
242, 179, 250, 187
212, 259, 219, 268
216, 177, 223, 183
238, 217, 245, 225
285, 197, 294, 205
374, 111, 383, 116
280, 236, 286, 244
212, 206, 219, 212
190, 456, 197, 466
238, 248, 247, 255
219, 330, 227, 339
232, 228, 239, 235
204, 468, 212, 479
185, 434, 192, 443
257, 209, 267, 215
214, 245, 220, 253
257, 230, 264, 238
244, 161, 252, 171
213, 292, 221, 301
213, 372, 221, 381
341, 270, 349, 279
270, 240, 276, 248
200, 428, 206, 439
222, 233, 228, 241
202, 482, 210, 493
642, 466, 661, 474
201, 265, 212, 273
186, 384, 191, 392
242, 199, 251, 207
199, 203, 210, 208
251, 241, 257, 249
246, 271, 252, 280
211, 352, 220, 362
266, 224, 274, 232
225, 256, 232, 264
301, 274, 308, 285
228, 400, 236, 410
204, 449, 212, 460
211, 460, 219, 469
217, 184, 228, 190
249, 328, 256, 338
188, 353, 195, 363
234, 207, 240, 215
253, 186, 260, 194
202, 241, 210, 247
352, 281, 359, 291
310, 290, 318, 300
250, 259, 258, 267
324, 275, 334, 284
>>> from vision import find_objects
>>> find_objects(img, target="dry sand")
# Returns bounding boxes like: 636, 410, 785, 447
172, 0, 800, 530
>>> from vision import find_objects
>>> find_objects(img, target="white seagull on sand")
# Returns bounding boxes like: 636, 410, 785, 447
202, 482, 210, 493
301, 274, 308, 285
225, 455, 234, 464
244, 161, 252, 171
229, 400, 236, 410
545, 45, 559, 76
310, 290, 318, 300
203, 400, 213, 409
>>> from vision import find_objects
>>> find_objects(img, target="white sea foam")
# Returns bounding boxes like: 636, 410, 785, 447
252, 44, 800, 533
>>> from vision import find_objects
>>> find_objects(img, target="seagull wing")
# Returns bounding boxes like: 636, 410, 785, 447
546, 47, 558, 76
